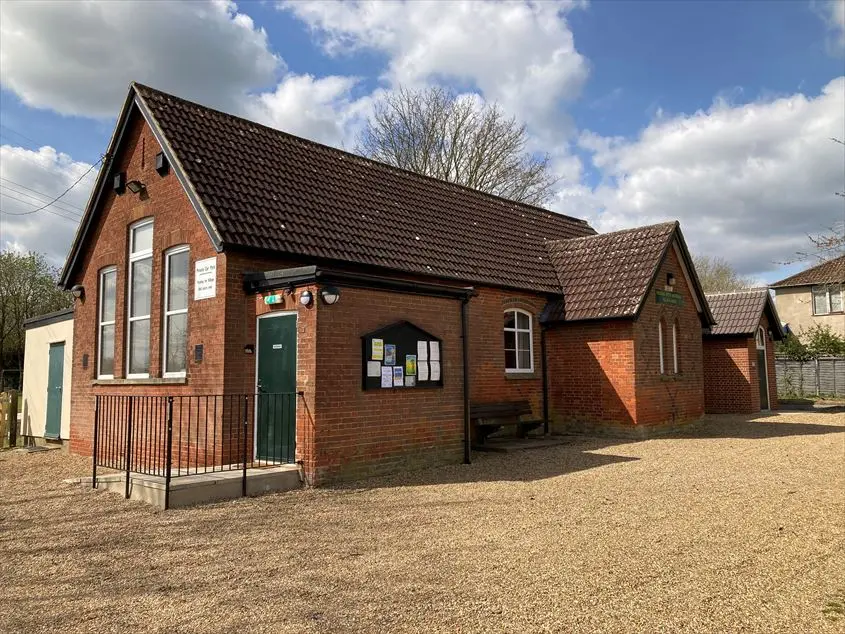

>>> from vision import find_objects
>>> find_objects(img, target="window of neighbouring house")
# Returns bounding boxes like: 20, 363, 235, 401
98, 267, 117, 378
658, 320, 665, 374
127, 219, 153, 377
504, 308, 533, 372
163, 246, 189, 377
812, 284, 843, 315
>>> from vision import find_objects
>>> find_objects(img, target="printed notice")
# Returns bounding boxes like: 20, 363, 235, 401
418, 361, 429, 382
194, 257, 217, 300
393, 366, 404, 387
404, 375, 416, 387
417, 341, 428, 360
385, 344, 397, 366
381, 366, 393, 388
430, 361, 441, 381
372, 339, 384, 361
405, 355, 417, 376
429, 341, 440, 361
367, 361, 381, 378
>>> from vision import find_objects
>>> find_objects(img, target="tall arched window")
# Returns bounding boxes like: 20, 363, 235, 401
672, 320, 679, 374
504, 309, 533, 372
756, 326, 766, 350
658, 319, 665, 375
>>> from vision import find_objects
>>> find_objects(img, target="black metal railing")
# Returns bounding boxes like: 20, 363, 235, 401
92, 392, 300, 509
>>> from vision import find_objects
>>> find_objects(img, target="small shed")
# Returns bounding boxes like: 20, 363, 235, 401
21, 308, 74, 444
703, 290, 784, 413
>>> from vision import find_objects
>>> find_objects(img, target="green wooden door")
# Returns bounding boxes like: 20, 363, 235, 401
45, 342, 65, 439
256, 314, 297, 462
757, 349, 769, 410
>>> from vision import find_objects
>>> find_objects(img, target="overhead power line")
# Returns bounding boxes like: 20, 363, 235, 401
0, 191, 81, 223
0, 123, 47, 149
0, 178, 85, 216
0, 154, 104, 217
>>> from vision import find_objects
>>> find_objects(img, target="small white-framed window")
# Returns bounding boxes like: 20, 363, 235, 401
672, 321, 679, 374
163, 246, 190, 377
658, 320, 665, 375
756, 326, 766, 350
97, 267, 117, 379
127, 219, 153, 378
812, 284, 843, 315
504, 308, 534, 372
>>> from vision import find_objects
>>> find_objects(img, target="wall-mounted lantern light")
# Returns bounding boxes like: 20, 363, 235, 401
244, 344, 255, 355
320, 286, 341, 305
113, 172, 126, 195
126, 180, 146, 194
666, 273, 676, 288
299, 290, 313, 307
155, 152, 170, 176
70, 284, 85, 300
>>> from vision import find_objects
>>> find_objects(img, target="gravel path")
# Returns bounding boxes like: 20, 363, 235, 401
1, 411, 843, 633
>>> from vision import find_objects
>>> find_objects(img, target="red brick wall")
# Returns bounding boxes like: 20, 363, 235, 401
703, 312, 779, 414
702, 336, 755, 413
68, 112, 224, 455
545, 320, 636, 432
313, 286, 465, 483
633, 245, 705, 427
468, 290, 546, 415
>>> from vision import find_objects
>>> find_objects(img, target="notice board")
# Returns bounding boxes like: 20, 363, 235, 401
361, 321, 443, 390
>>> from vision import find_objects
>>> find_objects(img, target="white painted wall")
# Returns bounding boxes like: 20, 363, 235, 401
21, 318, 74, 440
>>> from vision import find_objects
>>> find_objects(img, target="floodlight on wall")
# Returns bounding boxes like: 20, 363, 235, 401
299, 290, 313, 306
126, 180, 146, 194
70, 284, 85, 300
320, 286, 341, 305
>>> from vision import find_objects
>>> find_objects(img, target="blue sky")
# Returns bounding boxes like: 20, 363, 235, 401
1, 0, 843, 282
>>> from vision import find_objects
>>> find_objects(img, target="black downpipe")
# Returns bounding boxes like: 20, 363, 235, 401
461, 297, 471, 464
541, 326, 549, 435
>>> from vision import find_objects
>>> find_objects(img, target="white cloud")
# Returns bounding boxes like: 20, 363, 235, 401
0, 146, 94, 265
244, 75, 376, 149
814, 0, 845, 54
0, 0, 280, 118
280, 0, 589, 138
579, 77, 845, 279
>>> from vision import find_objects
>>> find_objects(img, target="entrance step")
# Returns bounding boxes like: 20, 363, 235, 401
77, 465, 302, 509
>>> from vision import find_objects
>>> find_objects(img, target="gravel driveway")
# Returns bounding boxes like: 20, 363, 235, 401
1, 411, 843, 633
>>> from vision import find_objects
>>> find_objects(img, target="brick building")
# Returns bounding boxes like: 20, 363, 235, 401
703, 290, 784, 414
59, 83, 716, 484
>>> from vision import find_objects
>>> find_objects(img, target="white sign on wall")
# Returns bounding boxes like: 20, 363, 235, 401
194, 257, 217, 300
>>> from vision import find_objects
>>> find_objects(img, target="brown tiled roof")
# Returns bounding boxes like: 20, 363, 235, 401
770, 254, 845, 288
544, 222, 679, 321
705, 289, 770, 336
131, 83, 595, 292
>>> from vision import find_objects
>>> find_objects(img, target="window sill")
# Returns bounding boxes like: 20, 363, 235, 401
505, 371, 537, 380
92, 377, 187, 386
813, 311, 844, 316
659, 374, 684, 382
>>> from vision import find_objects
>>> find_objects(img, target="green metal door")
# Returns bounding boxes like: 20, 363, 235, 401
757, 349, 769, 410
256, 314, 297, 462
45, 342, 65, 439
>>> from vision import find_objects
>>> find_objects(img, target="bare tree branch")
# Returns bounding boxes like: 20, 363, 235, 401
357, 86, 559, 206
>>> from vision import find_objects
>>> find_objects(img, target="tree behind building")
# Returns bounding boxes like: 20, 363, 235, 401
0, 250, 72, 377
357, 86, 558, 206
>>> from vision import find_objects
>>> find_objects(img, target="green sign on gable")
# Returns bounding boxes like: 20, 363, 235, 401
656, 290, 684, 306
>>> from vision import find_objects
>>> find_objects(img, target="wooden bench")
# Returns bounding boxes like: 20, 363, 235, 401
470, 400, 544, 445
